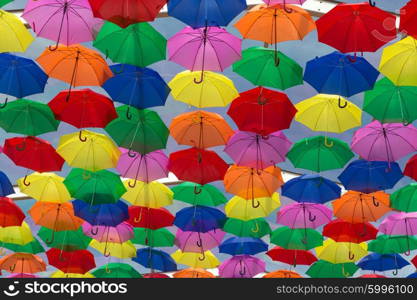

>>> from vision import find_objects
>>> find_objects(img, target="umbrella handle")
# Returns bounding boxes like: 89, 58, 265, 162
359, 223, 368, 237
404, 249, 411, 256
308, 212, 316, 222
194, 185, 202, 195
301, 237, 308, 245
104, 250, 111, 257
194, 71, 204, 84
239, 262, 246, 276
9, 264, 15, 272
372, 196, 379, 207
347, 53, 358, 63
251, 222, 260, 233
48, 43, 59, 51
22, 175, 31, 187
348, 251, 355, 260
196, 236, 203, 248
45, 230, 55, 244
324, 136, 334, 148
126, 106, 132, 120
82, 171, 92, 180
392, 269, 398, 276
274, 52, 280, 67
134, 212, 142, 223
91, 226, 99, 235
78, 130, 87, 142
128, 180, 137, 188
342, 265, 350, 277
257, 95, 267, 105
113, 64, 125, 74
252, 198, 261, 208
15, 141, 26, 151
198, 251, 205, 261
0, 97, 7, 109
369, 0, 376, 7
127, 148, 136, 158
283, 1, 293, 13
338, 97, 348, 109
105, 264, 111, 274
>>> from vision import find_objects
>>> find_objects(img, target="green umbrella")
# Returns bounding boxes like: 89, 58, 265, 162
0, 98, 59, 136
232, 47, 303, 90
368, 235, 417, 255
171, 182, 227, 206
94, 21, 166, 68
390, 183, 417, 212
105, 105, 169, 155
64, 168, 126, 205
38, 227, 91, 250
3, 238, 44, 254
92, 263, 142, 278
131, 228, 174, 247
223, 218, 271, 238
364, 77, 417, 124
286, 136, 354, 172
0, 0, 12, 8
270, 226, 323, 250
306, 260, 358, 278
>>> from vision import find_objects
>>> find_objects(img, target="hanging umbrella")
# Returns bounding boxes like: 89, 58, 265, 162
132, 228, 174, 247
276, 203, 332, 229
379, 212, 417, 236
143, 273, 170, 278
174, 206, 226, 233
171, 250, 220, 269
0, 10, 34, 52
133, 248, 177, 272
47, 249, 95, 274
0, 171, 14, 197
270, 226, 323, 250
90, 240, 136, 258
266, 247, 317, 266
0, 197, 25, 227
39, 227, 91, 250
3, 239, 44, 255
391, 183, 417, 212
306, 260, 358, 278
323, 219, 377, 243
82, 222, 133, 244
359, 274, 387, 278
315, 239, 368, 263
368, 235, 417, 256
0, 0, 12, 8
263, 270, 302, 278
92, 263, 142, 278
122, 180, 173, 208
282, 174, 341, 204
400, 0, 417, 39
295, 94, 362, 133
286, 136, 354, 172
173, 268, 215, 278
171, 182, 227, 207
127, 206, 174, 229
51, 271, 94, 278
225, 193, 281, 220
175, 229, 225, 253
0, 253, 46, 274
405, 155, 417, 181
357, 253, 409, 275
223, 218, 271, 238
218, 255, 265, 278
219, 237, 268, 256
0, 222, 34, 245
73, 200, 128, 227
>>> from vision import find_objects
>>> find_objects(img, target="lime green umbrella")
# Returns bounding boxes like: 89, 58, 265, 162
38, 227, 91, 250
94, 22, 166, 67
286, 136, 354, 172
105, 105, 169, 155
368, 235, 417, 255
0, 0, 12, 8
271, 226, 323, 250
172, 182, 227, 206
306, 260, 358, 278
0, 99, 59, 136
3, 238, 44, 254
92, 263, 142, 278
64, 168, 126, 205
364, 77, 417, 124
232, 47, 303, 90
390, 183, 417, 212
131, 228, 174, 247
223, 217, 271, 238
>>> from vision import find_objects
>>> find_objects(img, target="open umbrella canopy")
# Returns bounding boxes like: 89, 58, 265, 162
263, 270, 303, 278
92, 263, 142, 278
368, 235, 417, 255
175, 228, 224, 252
0, 9, 34, 53
73, 200, 128, 227
132, 227, 174, 247
51, 271, 94, 278
171, 249, 220, 269
171, 182, 227, 207
174, 206, 226, 233
405, 155, 417, 181
0, 172, 14, 197
0, 197, 25, 227
357, 253, 409, 273
276, 203, 332, 229
379, 212, 417, 236
390, 183, 417, 212
270, 226, 323, 250
47, 248, 95, 274
218, 255, 265, 278
83, 222, 133, 244
3, 238, 44, 255
266, 247, 317, 266
122, 180, 173, 208
173, 268, 215, 278
225, 193, 281, 220
219, 237, 268, 256
307, 260, 358, 278
315, 239, 368, 264
0, 253, 46, 274
127, 206, 174, 229
39, 227, 91, 250
0, 221, 34, 245
323, 219, 377, 243
90, 240, 136, 259
223, 218, 271, 238
134, 248, 177, 272
400, 0, 417, 39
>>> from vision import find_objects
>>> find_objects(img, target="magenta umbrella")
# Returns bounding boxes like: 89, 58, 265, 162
7, 273, 38, 278
116, 148, 169, 186
218, 255, 265, 278
175, 229, 225, 253
224, 130, 292, 169
23, 0, 102, 49
82, 222, 134, 243
379, 212, 417, 236
168, 26, 241, 83
263, 0, 307, 5
276, 203, 332, 229
351, 121, 417, 163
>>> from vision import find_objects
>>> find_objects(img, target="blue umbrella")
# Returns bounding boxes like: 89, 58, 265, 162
133, 248, 177, 272
304, 51, 379, 98
174, 205, 226, 233
407, 272, 417, 278
168, 0, 247, 28
102, 64, 170, 109
281, 174, 341, 204
0, 171, 14, 197
72, 200, 128, 227
357, 253, 409, 275
0, 53, 48, 106
338, 160, 403, 194
219, 237, 268, 255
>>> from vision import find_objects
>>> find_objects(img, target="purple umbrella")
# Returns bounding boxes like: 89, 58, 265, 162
23, 0, 102, 49
175, 228, 225, 253
82, 222, 134, 243
351, 121, 417, 162
218, 255, 265, 278
379, 212, 417, 236
263, 0, 307, 5
117, 148, 169, 185
276, 203, 332, 229
224, 130, 292, 169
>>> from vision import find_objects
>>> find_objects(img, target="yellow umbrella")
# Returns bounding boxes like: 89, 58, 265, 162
171, 250, 220, 269
121, 180, 173, 208
168, 71, 239, 108
315, 239, 368, 264
379, 36, 417, 86
0, 221, 34, 246
89, 240, 136, 259
17, 172, 71, 203
0, 10, 33, 52
51, 271, 95, 278
295, 94, 362, 133
225, 193, 280, 221
57, 130, 121, 172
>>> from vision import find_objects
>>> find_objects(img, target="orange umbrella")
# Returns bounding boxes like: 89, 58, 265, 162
173, 268, 216, 278
0, 253, 46, 274
263, 270, 302, 278
332, 191, 391, 224
170, 110, 234, 149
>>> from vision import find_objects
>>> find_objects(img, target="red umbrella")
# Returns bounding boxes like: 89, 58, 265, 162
48, 89, 117, 129
168, 148, 229, 185
411, 255, 417, 268
266, 247, 317, 266
0, 197, 25, 227
316, 2, 396, 54
323, 219, 377, 243
227, 87, 297, 135
404, 154, 417, 181
89, 0, 167, 28
400, 0, 417, 38
359, 274, 387, 278
46, 249, 96, 274
127, 206, 174, 229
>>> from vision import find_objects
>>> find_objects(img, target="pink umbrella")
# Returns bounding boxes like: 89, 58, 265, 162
379, 212, 417, 236
7, 273, 38, 278
82, 222, 134, 243
276, 203, 332, 229
175, 229, 225, 253
263, 0, 306, 5
351, 121, 417, 162
117, 148, 169, 185
224, 130, 292, 169
23, 0, 102, 49
168, 26, 241, 83
219, 255, 265, 278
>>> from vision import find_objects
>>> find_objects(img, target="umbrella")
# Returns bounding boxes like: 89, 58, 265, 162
94, 21, 166, 67
338, 160, 403, 194
270, 226, 323, 250
224, 130, 292, 169
323, 219, 377, 243
391, 183, 417, 212
168, 70, 238, 107
379, 212, 417, 236
167, 0, 247, 28
368, 235, 417, 256
263, 270, 302, 278
0, 171, 14, 197
359, 274, 387, 278
363, 77, 417, 124
51, 271, 94, 278
282, 174, 341, 204
90, 240, 136, 258
316, 2, 396, 54
0, 197, 25, 227
0, 253, 46, 274
132, 228, 174, 247
227, 87, 297, 135
171, 250, 220, 269
351, 121, 417, 162
168, 148, 229, 185
173, 268, 215, 278
82, 222, 133, 244
233, 47, 303, 90
295, 94, 362, 133
122, 180, 173, 208
175, 229, 225, 253
223, 218, 271, 238
357, 253, 409, 275
315, 239, 368, 263
143, 273, 170, 278
0, 10, 34, 53
304, 51, 379, 97
400, 0, 417, 39
73, 200, 128, 227
0, 222, 34, 245
0, 0, 12, 8
102, 65, 170, 109
3, 239, 44, 254
266, 247, 317, 266
174, 206, 226, 233
276, 203, 332, 229
219, 237, 268, 255
171, 182, 227, 207
225, 193, 281, 220
218, 255, 265, 278
39, 227, 91, 250
92, 263, 142, 278
407, 273, 417, 278
127, 206, 174, 229
133, 248, 177, 272
307, 260, 358, 278
47, 249, 95, 274
286, 136, 354, 172
170, 110, 234, 149
404, 155, 417, 181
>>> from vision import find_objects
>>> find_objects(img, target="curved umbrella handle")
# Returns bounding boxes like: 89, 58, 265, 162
252, 198, 261, 208
105, 264, 111, 274
194, 71, 204, 84
348, 251, 355, 260
15, 141, 26, 152
403, 120, 410, 126
338, 97, 348, 109
194, 185, 202, 195
372, 196, 379, 207
22, 175, 31, 187
239, 264, 246, 276
82, 171, 92, 181
369, 0, 376, 7
251, 222, 260, 233
324, 136, 334, 148
0, 97, 8, 109
127, 148, 136, 158
134, 211, 142, 223
48, 43, 59, 52
126, 106, 132, 120
91, 226, 99, 236
198, 251, 205, 261
392, 269, 398, 276
257, 95, 267, 105
301, 237, 308, 245
283, 0, 293, 13
113, 64, 125, 74
347, 53, 358, 63
274, 52, 280, 67
404, 249, 411, 256
342, 265, 350, 277
9, 264, 15, 272
104, 250, 111, 257
128, 180, 137, 188
308, 212, 316, 222
45, 230, 55, 244
78, 130, 87, 142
